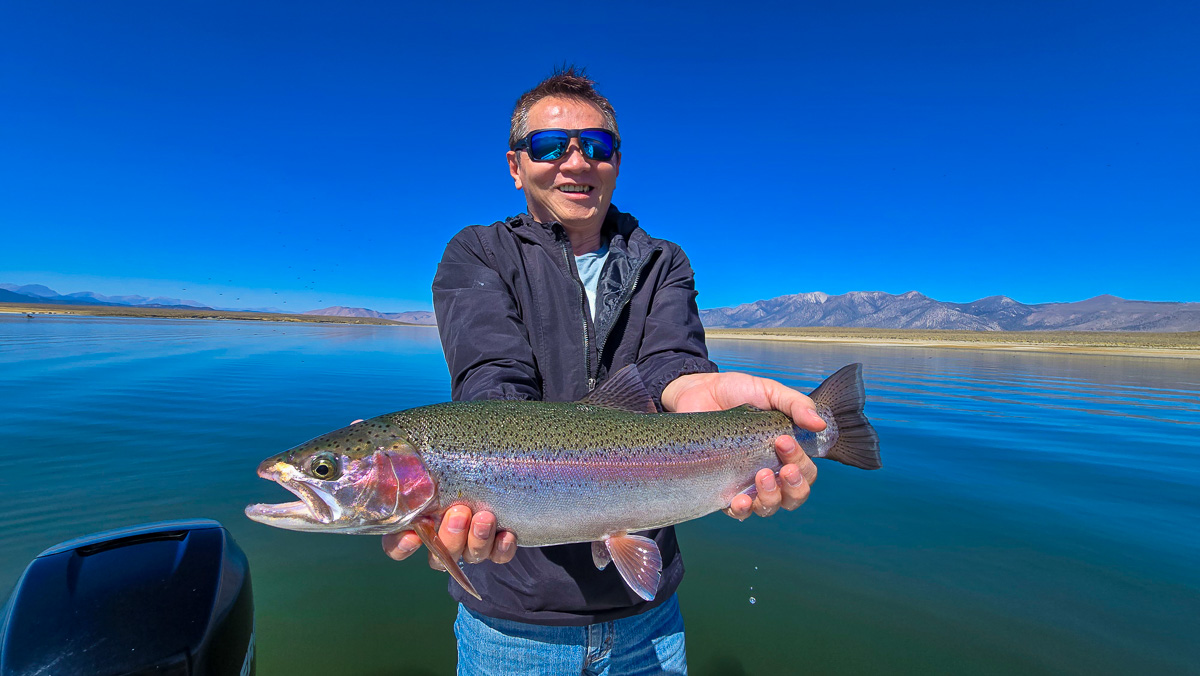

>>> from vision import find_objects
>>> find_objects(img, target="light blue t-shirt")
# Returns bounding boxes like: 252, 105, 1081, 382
574, 241, 610, 321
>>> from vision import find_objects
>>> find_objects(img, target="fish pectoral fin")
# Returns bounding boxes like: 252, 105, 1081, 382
413, 517, 482, 601
604, 533, 662, 602
592, 541, 612, 570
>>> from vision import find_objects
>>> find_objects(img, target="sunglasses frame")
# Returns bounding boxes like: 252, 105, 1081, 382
512, 128, 620, 162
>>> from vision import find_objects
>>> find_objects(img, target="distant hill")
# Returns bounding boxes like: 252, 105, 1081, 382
700, 291, 1200, 332
61, 291, 210, 308
0, 289, 35, 303
5, 284, 58, 298
1, 282, 432, 320
304, 306, 436, 325
0, 283, 211, 310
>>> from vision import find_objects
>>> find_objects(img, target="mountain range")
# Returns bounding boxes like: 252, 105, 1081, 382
1, 283, 212, 310
699, 291, 1200, 332
6, 282, 1197, 332
303, 306, 436, 325
1, 283, 435, 321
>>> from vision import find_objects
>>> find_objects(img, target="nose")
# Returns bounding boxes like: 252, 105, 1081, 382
558, 140, 591, 172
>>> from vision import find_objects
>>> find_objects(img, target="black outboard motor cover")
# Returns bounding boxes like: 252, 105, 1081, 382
0, 519, 254, 676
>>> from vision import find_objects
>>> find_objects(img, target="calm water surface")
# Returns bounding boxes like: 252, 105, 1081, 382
1, 315, 1197, 674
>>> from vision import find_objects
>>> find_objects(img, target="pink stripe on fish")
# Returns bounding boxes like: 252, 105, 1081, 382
434, 440, 771, 482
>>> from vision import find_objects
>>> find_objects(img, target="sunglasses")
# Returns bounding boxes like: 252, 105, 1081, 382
512, 128, 620, 162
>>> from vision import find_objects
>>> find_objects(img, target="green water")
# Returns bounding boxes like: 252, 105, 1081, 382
1, 316, 1197, 674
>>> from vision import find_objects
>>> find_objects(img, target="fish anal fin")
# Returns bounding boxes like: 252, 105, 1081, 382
604, 532, 662, 601
732, 483, 758, 506
592, 541, 612, 570
413, 516, 481, 600
579, 364, 657, 413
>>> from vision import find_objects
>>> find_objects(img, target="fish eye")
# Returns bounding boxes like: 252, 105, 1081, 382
309, 452, 340, 481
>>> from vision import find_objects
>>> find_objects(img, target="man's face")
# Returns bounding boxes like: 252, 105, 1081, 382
507, 96, 620, 235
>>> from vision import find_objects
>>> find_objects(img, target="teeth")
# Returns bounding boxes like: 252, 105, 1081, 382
558, 185, 592, 193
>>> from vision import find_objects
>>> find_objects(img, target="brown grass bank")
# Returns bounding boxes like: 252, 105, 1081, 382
705, 326, 1200, 359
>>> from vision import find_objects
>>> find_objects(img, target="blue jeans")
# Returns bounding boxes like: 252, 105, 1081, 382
454, 594, 688, 675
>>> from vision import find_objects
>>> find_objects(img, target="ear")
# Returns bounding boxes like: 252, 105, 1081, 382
612, 150, 620, 177
507, 150, 523, 190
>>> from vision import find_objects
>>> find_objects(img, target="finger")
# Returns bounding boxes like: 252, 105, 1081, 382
382, 531, 422, 561
778, 463, 812, 511
778, 389, 824, 432
490, 531, 518, 564
793, 402, 825, 432
798, 453, 818, 485
775, 435, 818, 486
724, 494, 753, 521
774, 435, 805, 465
463, 511, 497, 564
430, 505, 471, 571
753, 468, 781, 518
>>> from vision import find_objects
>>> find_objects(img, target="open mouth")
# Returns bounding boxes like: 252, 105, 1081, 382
245, 462, 334, 524
557, 184, 594, 194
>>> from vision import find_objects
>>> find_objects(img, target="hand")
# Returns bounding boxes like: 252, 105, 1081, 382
661, 371, 821, 520
382, 505, 518, 567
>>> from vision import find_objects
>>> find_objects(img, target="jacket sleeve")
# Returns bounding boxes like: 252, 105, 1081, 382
432, 228, 542, 402
636, 245, 719, 409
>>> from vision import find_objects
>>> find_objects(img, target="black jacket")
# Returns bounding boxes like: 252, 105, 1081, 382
432, 205, 718, 625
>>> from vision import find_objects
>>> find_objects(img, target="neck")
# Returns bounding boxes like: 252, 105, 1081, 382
527, 209, 606, 254
564, 227, 603, 255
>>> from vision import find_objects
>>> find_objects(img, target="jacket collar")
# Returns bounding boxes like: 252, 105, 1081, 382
505, 205, 653, 259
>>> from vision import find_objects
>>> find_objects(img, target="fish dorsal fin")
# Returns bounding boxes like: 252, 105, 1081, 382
579, 364, 657, 413
604, 532, 662, 601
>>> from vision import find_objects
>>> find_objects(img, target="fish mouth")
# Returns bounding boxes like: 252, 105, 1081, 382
245, 461, 335, 526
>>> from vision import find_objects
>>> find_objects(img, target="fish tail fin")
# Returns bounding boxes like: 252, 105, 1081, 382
800, 363, 882, 470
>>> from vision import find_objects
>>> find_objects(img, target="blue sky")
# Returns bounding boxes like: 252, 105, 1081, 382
1, 1, 1197, 312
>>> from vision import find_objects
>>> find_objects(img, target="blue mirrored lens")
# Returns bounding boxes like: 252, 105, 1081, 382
524, 129, 616, 161
579, 130, 615, 160
529, 131, 569, 161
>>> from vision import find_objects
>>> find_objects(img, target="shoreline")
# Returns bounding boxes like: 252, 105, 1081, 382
705, 328, 1200, 359
0, 302, 434, 327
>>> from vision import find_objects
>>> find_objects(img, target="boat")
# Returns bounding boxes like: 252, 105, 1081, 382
0, 519, 255, 675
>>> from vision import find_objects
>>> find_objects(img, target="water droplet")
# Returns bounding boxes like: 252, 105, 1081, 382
750, 586, 754, 591
749, 597, 757, 604
754, 566, 758, 571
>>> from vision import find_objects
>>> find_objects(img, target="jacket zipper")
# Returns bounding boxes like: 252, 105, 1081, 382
560, 240, 594, 391
594, 247, 660, 370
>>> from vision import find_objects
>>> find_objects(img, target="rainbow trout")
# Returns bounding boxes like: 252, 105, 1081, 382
246, 363, 881, 601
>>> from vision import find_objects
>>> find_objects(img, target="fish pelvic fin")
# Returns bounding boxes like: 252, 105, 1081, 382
804, 363, 882, 470
413, 517, 482, 600
604, 533, 662, 602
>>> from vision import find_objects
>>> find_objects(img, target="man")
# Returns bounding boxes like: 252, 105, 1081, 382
382, 68, 824, 674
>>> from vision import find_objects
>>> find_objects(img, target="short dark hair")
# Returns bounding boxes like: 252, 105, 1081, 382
509, 66, 620, 151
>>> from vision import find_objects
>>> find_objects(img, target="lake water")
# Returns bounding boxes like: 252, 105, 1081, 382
1, 315, 1197, 675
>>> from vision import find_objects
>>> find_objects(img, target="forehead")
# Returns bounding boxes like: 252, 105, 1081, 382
527, 96, 606, 130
